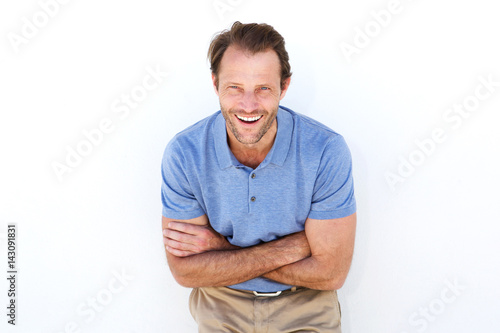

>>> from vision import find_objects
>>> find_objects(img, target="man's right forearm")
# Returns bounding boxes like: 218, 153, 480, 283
167, 231, 311, 288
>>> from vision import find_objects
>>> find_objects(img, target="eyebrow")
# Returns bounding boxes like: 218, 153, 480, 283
225, 82, 274, 87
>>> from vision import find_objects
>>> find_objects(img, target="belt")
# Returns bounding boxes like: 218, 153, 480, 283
235, 286, 301, 297
253, 290, 283, 297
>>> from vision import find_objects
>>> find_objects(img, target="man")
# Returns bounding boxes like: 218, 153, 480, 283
161, 21, 356, 332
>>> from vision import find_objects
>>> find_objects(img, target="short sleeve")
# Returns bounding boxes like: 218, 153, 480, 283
161, 140, 205, 220
308, 135, 356, 220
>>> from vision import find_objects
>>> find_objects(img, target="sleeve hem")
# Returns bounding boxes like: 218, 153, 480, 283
308, 204, 356, 220
162, 208, 206, 220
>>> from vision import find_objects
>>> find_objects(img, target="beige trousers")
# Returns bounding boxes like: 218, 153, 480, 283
189, 286, 342, 333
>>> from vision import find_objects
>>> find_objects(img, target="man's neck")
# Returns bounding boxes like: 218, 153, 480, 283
229, 145, 270, 169
227, 124, 277, 169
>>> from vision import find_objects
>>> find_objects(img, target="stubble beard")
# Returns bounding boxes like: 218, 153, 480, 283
221, 105, 279, 145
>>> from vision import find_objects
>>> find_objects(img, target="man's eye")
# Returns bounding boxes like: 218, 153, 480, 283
260, 87, 269, 90
229, 86, 238, 89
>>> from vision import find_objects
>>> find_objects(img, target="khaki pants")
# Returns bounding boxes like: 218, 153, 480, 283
189, 286, 342, 333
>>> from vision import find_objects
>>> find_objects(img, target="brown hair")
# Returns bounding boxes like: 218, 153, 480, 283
208, 21, 292, 90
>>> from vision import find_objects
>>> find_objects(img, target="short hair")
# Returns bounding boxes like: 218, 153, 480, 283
208, 21, 292, 90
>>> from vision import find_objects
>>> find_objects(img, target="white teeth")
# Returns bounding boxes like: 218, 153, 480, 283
236, 115, 263, 122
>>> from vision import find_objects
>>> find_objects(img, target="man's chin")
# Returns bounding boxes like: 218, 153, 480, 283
233, 134, 263, 146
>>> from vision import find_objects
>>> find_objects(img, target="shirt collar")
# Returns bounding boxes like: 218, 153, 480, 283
213, 106, 293, 170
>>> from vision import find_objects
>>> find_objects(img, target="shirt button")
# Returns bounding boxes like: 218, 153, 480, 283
250, 196, 256, 202
251, 173, 256, 179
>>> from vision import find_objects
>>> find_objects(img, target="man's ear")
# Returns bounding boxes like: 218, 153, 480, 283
211, 73, 219, 96
279, 77, 291, 101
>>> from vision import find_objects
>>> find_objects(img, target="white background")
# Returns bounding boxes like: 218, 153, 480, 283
1, 0, 499, 332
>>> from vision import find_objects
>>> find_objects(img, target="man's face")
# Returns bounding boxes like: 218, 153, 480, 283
213, 46, 290, 147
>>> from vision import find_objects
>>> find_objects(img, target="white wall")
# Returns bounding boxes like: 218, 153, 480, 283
1, 0, 499, 332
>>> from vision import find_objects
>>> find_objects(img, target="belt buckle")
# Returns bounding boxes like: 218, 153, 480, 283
253, 290, 282, 297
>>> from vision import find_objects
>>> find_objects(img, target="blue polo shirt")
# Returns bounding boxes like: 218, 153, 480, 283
161, 106, 356, 292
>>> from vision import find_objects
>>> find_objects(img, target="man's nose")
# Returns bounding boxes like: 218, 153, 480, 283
238, 90, 259, 113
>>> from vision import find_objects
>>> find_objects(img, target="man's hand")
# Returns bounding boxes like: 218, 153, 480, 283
163, 221, 238, 257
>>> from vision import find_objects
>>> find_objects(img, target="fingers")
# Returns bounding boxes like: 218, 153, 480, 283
166, 246, 195, 257
163, 229, 201, 253
164, 223, 217, 246
162, 221, 229, 257
165, 240, 197, 257
163, 228, 191, 243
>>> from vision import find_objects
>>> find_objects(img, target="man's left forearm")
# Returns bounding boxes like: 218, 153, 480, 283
264, 214, 357, 291
262, 255, 345, 290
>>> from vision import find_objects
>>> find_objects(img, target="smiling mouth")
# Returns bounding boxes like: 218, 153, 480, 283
235, 115, 263, 123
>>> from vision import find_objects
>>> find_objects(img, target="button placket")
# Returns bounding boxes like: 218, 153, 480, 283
249, 172, 257, 209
